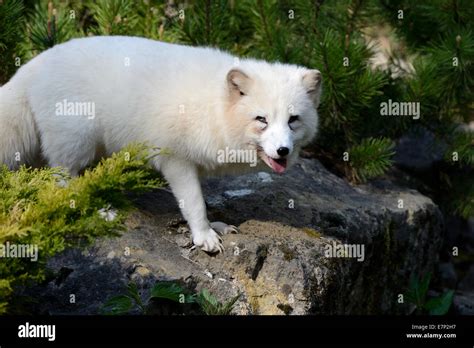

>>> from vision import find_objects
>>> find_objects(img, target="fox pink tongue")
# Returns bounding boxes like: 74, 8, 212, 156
268, 157, 287, 173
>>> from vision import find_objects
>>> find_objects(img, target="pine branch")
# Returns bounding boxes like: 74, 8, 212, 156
88, 0, 138, 36
205, 0, 211, 44
0, 0, 24, 84
445, 129, 474, 166
24, 1, 78, 56
348, 137, 396, 183
256, 0, 272, 47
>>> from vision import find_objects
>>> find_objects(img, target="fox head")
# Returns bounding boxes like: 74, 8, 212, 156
225, 62, 322, 173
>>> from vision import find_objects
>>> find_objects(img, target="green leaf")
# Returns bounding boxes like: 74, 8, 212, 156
426, 290, 454, 315
126, 282, 145, 311
405, 275, 418, 304
418, 273, 432, 303
200, 289, 219, 307
150, 281, 195, 303
101, 295, 133, 315
405, 273, 432, 309
197, 289, 241, 315
221, 293, 242, 314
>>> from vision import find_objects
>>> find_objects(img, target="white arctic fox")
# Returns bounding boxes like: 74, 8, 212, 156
0, 36, 322, 253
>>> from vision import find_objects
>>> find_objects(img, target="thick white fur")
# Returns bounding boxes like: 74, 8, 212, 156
0, 36, 321, 253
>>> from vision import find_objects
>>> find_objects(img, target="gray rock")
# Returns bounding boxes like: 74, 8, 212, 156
469, 217, 474, 242
26, 158, 444, 315
223, 189, 254, 199
459, 265, 474, 292
257, 172, 273, 183
394, 126, 446, 172
438, 262, 457, 289
453, 291, 474, 315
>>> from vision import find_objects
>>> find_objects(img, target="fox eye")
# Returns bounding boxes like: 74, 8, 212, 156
289, 115, 299, 123
255, 116, 267, 124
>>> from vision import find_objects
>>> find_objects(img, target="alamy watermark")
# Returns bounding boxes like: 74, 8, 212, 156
217, 147, 257, 167
0, 242, 38, 261
55, 99, 96, 120
380, 99, 420, 120
18, 322, 55, 341
324, 241, 365, 262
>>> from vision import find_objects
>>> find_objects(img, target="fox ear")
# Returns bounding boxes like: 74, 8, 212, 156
227, 68, 251, 100
302, 69, 322, 106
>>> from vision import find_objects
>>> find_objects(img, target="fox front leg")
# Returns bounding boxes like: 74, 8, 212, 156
160, 158, 224, 253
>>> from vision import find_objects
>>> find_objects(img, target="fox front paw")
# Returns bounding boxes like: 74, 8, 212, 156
210, 221, 239, 235
193, 228, 224, 253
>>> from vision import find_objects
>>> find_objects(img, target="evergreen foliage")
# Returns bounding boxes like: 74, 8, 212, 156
348, 137, 395, 183
0, 144, 165, 313
0, 0, 24, 82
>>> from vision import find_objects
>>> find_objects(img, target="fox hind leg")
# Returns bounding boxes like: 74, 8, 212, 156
40, 132, 97, 176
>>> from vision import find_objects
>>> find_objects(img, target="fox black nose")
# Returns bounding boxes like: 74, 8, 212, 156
277, 147, 289, 157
